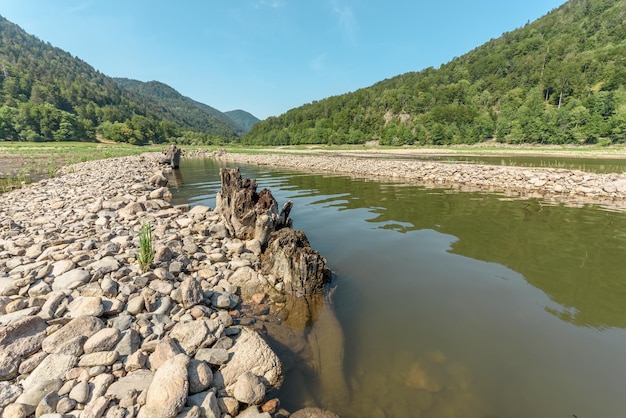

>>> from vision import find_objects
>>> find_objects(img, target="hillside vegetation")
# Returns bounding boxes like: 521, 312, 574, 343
0, 16, 253, 144
244, 0, 626, 146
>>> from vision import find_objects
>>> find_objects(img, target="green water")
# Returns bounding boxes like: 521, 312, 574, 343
170, 158, 626, 418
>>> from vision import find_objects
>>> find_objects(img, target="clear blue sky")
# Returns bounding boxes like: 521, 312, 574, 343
0, 0, 566, 120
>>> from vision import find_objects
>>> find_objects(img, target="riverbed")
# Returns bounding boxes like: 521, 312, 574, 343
171, 157, 626, 418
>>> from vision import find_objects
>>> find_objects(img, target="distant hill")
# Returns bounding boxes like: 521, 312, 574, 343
114, 78, 244, 136
0, 15, 244, 144
244, 0, 626, 146
224, 109, 261, 133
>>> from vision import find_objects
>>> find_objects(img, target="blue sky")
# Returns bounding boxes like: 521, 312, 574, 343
0, 0, 566, 119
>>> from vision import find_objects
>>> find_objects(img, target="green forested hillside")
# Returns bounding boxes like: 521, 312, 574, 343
244, 0, 626, 146
0, 16, 240, 144
113, 78, 245, 137
224, 109, 260, 133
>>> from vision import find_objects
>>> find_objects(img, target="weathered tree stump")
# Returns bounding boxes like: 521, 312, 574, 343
216, 167, 330, 296
215, 167, 292, 246
160, 145, 181, 168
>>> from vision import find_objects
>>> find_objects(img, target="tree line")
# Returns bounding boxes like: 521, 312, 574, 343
243, 0, 626, 146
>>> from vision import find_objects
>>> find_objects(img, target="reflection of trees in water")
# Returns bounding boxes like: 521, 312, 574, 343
279, 172, 626, 330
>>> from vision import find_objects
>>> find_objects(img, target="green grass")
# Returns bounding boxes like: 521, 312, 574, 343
137, 220, 155, 273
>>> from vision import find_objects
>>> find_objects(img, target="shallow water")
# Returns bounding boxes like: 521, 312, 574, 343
170, 158, 626, 418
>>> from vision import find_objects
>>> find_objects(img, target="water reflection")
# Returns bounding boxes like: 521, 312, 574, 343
171, 158, 626, 418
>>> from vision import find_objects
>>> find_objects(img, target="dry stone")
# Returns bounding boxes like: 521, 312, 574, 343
138, 353, 189, 418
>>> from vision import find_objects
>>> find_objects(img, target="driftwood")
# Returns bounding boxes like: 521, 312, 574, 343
160, 145, 181, 169
216, 167, 330, 296
215, 167, 292, 246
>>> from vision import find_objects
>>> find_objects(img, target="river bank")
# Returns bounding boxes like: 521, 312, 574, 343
198, 149, 626, 212
0, 153, 335, 418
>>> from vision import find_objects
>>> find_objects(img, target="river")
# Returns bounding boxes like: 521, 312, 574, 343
170, 157, 626, 418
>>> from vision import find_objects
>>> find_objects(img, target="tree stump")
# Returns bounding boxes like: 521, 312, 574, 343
216, 167, 330, 296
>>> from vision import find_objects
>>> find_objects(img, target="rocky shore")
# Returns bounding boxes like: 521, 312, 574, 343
0, 153, 336, 418
203, 150, 626, 211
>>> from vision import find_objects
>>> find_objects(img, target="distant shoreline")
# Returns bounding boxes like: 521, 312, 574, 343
186, 148, 626, 212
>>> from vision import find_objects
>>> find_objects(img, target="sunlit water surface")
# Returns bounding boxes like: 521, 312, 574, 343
169, 158, 626, 418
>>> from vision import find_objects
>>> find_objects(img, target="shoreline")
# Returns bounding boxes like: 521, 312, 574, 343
0, 152, 328, 418
200, 150, 626, 212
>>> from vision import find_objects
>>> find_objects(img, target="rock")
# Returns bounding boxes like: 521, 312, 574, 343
233, 371, 266, 405
15, 378, 62, 412
81, 395, 109, 418
237, 405, 272, 418
220, 327, 282, 389
187, 359, 213, 394
51, 269, 91, 291
290, 407, 340, 418
138, 353, 189, 418
180, 276, 203, 309
51, 259, 75, 277
3, 402, 32, 418
42, 316, 104, 354
67, 296, 104, 318
21, 354, 75, 390
194, 348, 229, 366
186, 391, 220, 418
105, 369, 154, 400
169, 320, 213, 356
69, 380, 90, 404
149, 336, 181, 370
35, 391, 60, 417
0, 315, 47, 380
0, 381, 22, 407
78, 351, 119, 367
89, 256, 121, 274
83, 327, 121, 353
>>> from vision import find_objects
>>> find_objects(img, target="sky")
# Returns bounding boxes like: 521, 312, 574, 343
0, 0, 567, 120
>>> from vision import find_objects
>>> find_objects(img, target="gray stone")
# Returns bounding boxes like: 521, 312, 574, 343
78, 351, 119, 367
194, 348, 229, 366
187, 359, 213, 395
233, 371, 266, 405
69, 380, 90, 404
237, 405, 272, 418
106, 369, 154, 400
67, 296, 104, 318
186, 391, 220, 418
0, 381, 22, 407
220, 328, 282, 389
42, 315, 104, 354
138, 354, 189, 418
16, 378, 62, 411
84, 327, 121, 353
180, 276, 202, 309
22, 354, 75, 390
51, 259, 75, 277
51, 269, 91, 291
81, 395, 109, 418
89, 256, 121, 274
169, 320, 213, 356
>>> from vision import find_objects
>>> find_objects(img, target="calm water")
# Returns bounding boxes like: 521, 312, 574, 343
170, 158, 626, 418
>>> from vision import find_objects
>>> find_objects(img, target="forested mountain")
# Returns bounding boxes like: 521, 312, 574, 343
0, 15, 243, 144
224, 110, 260, 133
244, 0, 626, 146
113, 78, 245, 137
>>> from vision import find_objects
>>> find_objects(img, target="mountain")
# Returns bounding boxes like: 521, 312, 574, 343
0, 15, 242, 144
113, 78, 245, 136
244, 0, 626, 146
224, 109, 261, 133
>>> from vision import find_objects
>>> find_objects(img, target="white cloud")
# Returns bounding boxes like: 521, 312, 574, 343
329, 0, 357, 44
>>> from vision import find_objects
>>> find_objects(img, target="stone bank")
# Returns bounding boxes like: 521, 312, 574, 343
0, 153, 333, 418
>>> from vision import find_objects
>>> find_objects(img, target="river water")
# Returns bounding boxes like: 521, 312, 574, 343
169, 158, 626, 418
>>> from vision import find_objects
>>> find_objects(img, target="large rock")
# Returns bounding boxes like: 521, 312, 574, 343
138, 353, 190, 418
233, 371, 266, 405
21, 354, 76, 390
51, 269, 91, 291
220, 328, 282, 390
0, 316, 47, 381
41, 315, 104, 354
